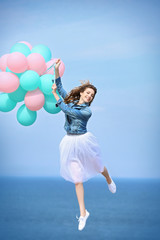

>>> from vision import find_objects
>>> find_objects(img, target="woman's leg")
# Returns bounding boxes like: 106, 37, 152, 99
75, 183, 86, 217
101, 166, 112, 184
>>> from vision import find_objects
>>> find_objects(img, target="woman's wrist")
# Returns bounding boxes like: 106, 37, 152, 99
55, 68, 60, 79
52, 91, 60, 101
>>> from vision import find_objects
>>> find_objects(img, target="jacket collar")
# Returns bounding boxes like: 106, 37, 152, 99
71, 101, 89, 109
78, 102, 89, 107
74, 100, 89, 107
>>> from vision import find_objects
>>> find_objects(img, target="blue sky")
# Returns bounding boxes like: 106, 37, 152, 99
0, 0, 160, 178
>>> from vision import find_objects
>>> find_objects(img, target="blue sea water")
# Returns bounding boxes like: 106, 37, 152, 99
0, 177, 160, 240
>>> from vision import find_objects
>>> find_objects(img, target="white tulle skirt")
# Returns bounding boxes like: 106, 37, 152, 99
59, 132, 104, 184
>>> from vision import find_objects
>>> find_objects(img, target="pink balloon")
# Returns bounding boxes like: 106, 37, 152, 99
0, 54, 10, 71
19, 41, 32, 50
27, 53, 47, 76
7, 52, 28, 73
0, 72, 19, 93
45, 58, 65, 77
24, 88, 45, 111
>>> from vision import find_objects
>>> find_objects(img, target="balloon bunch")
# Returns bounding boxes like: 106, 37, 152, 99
0, 41, 65, 126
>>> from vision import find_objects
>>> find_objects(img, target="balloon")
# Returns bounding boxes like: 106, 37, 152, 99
0, 93, 17, 112
27, 53, 47, 75
43, 94, 61, 114
17, 104, 37, 126
39, 74, 54, 95
53, 58, 65, 77
6, 66, 24, 78
7, 52, 28, 73
0, 40, 65, 126
31, 44, 51, 62
24, 88, 45, 111
20, 70, 40, 91
45, 58, 65, 77
8, 85, 27, 102
19, 41, 32, 50
0, 72, 19, 93
10, 43, 31, 57
0, 54, 9, 71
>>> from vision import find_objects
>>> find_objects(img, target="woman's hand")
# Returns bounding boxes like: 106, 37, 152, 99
55, 59, 61, 79
55, 59, 61, 70
52, 83, 60, 102
52, 83, 57, 94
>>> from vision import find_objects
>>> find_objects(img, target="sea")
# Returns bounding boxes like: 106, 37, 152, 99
0, 177, 160, 240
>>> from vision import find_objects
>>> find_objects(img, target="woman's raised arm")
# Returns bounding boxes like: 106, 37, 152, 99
54, 59, 67, 99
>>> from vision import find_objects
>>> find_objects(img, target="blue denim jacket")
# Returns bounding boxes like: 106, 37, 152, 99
55, 77, 92, 134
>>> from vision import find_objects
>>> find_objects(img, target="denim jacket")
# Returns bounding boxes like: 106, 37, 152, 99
55, 77, 92, 134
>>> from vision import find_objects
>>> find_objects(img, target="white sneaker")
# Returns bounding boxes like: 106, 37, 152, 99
108, 179, 116, 193
77, 209, 90, 231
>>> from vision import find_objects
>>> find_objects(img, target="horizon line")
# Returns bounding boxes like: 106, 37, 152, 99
0, 176, 160, 180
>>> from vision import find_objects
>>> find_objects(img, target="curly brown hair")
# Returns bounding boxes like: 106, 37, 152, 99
64, 80, 97, 106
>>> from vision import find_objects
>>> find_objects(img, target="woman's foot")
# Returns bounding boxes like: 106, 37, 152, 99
77, 209, 90, 231
107, 178, 116, 193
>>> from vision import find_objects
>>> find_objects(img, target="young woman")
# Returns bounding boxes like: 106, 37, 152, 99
52, 59, 116, 231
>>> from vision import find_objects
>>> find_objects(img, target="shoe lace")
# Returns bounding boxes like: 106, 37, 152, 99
76, 215, 84, 222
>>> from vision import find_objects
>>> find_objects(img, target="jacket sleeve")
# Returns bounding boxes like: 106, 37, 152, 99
56, 98, 92, 120
55, 77, 68, 99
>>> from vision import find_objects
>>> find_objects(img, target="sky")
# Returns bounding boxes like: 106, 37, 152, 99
0, 0, 160, 178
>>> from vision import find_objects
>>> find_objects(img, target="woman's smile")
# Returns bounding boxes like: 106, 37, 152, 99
85, 96, 91, 101
80, 88, 95, 103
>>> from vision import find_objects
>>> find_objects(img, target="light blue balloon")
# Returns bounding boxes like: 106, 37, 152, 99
31, 44, 51, 62
17, 104, 37, 126
8, 85, 27, 102
6, 66, 24, 78
43, 94, 61, 114
10, 43, 31, 57
0, 93, 17, 112
20, 70, 40, 91
39, 74, 54, 95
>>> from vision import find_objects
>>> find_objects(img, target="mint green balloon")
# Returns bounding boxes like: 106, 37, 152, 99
8, 85, 27, 102
39, 74, 53, 95
0, 93, 17, 112
17, 104, 37, 126
20, 70, 40, 91
6, 67, 24, 78
31, 44, 51, 62
10, 43, 31, 57
43, 94, 61, 114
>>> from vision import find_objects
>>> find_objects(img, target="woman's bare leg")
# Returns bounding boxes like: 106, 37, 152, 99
75, 183, 86, 217
101, 166, 112, 184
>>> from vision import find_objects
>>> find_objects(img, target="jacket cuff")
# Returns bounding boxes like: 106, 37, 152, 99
55, 77, 61, 83
55, 98, 62, 107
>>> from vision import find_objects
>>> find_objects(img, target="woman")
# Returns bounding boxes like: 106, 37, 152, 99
52, 59, 116, 231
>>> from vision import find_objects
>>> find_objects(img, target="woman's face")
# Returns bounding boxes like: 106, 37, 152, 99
80, 88, 95, 104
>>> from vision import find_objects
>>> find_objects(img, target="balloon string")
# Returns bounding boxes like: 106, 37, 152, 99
40, 63, 55, 76
40, 63, 56, 83
52, 64, 56, 83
